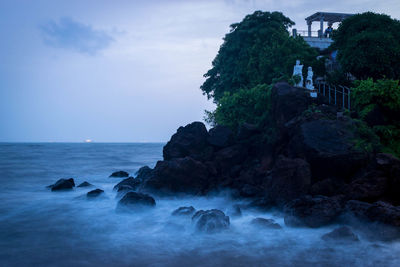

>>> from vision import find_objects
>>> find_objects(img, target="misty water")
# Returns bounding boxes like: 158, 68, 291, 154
1, 143, 400, 266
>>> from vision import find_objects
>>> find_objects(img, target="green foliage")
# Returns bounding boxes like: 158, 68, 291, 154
352, 119, 381, 153
352, 79, 400, 115
205, 84, 271, 129
332, 12, 400, 80
201, 11, 318, 102
352, 79, 400, 156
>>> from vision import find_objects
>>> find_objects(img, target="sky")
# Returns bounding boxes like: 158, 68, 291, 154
1, 0, 399, 142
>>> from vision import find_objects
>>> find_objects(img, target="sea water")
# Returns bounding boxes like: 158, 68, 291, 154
0, 143, 399, 267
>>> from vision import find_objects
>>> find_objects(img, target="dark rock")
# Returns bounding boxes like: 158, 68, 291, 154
140, 157, 210, 195
49, 178, 75, 191
192, 209, 230, 233
163, 121, 210, 160
376, 153, 400, 203
117, 192, 156, 210
288, 119, 368, 182
172, 206, 196, 216
135, 166, 153, 181
310, 179, 336, 196
77, 181, 93, 187
251, 218, 282, 229
87, 189, 104, 198
284, 196, 342, 228
214, 144, 247, 171
109, 171, 129, 178
348, 174, 388, 202
266, 155, 311, 207
321, 226, 359, 242
207, 125, 234, 148
117, 185, 134, 192
346, 200, 400, 227
236, 123, 259, 140
113, 177, 141, 191
248, 197, 274, 211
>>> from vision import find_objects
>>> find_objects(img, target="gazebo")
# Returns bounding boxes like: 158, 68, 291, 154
305, 12, 354, 38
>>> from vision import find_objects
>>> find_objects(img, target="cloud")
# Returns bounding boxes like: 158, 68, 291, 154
40, 17, 113, 55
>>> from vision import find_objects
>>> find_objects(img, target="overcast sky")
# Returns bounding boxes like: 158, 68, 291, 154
1, 0, 399, 142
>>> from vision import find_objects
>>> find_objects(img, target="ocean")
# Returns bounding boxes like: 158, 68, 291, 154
0, 143, 399, 267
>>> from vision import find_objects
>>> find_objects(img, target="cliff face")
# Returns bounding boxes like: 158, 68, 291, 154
134, 82, 400, 229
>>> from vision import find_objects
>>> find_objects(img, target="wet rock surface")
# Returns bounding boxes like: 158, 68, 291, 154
192, 209, 230, 233
87, 189, 104, 198
172, 206, 196, 216
109, 171, 129, 178
321, 226, 359, 242
49, 178, 75, 191
251, 218, 282, 229
77, 181, 93, 188
117, 192, 156, 210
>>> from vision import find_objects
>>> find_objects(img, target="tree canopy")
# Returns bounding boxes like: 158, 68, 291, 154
332, 12, 400, 80
201, 11, 318, 102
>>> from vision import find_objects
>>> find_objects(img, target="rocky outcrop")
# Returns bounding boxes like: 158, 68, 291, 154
192, 209, 230, 233
124, 82, 400, 228
48, 178, 75, 191
109, 171, 129, 178
163, 122, 210, 161
114, 177, 141, 191
346, 200, 400, 227
284, 196, 342, 228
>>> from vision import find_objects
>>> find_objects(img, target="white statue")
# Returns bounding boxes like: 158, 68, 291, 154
306, 66, 314, 90
292, 60, 303, 87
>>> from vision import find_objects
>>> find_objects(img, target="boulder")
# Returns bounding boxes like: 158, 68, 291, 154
77, 181, 93, 188
288, 119, 368, 182
346, 200, 400, 227
113, 177, 141, 191
140, 157, 210, 195
251, 218, 282, 229
192, 209, 230, 233
266, 155, 311, 207
117, 192, 156, 210
348, 173, 387, 202
270, 82, 311, 129
87, 189, 104, 198
376, 153, 400, 203
207, 125, 234, 148
310, 179, 337, 196
284, 196, 342, 228
321, 226, 359, 242
163, 121, 210, 160
109, 171, 129, 178
214, 144, 247, 171
49, 178, 75, 191
135, 166, 153, 181
172, 206, 196, 216
236, 123, 260, 140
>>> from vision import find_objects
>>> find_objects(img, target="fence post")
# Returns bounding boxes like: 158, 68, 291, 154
342, 86, 345, 110
347, 87, 351, 111
328, 85, 331, 104
334, 86, 337, 105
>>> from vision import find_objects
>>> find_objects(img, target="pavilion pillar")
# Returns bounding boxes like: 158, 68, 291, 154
307, 21, 312, 37
319, 17, 324, 37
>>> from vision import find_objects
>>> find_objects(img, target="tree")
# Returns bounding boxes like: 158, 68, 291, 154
332, 12, 400, 80
200, 11, 318, 102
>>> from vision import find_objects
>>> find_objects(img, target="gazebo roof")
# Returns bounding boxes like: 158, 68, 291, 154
305, 12, 354, 23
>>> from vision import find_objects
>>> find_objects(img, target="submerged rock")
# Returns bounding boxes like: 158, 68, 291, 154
113, 177, 141, 191
109, 171, 129, 178
172, 206, 196, 216
321, 226, 359, 242
284, 196, 342, 228
77, 181, 93, 187
87, 189, 104, 198
192, 209, 230, 233
49, 178, 75, 191
251, 218, 282, 229
117, 192, 156, 210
